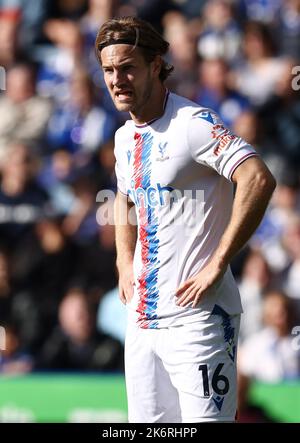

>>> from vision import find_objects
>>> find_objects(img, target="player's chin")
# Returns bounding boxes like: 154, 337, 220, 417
113, 101, 134, 112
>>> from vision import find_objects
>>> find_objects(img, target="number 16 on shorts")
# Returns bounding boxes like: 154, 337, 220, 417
199, 363, 230, 397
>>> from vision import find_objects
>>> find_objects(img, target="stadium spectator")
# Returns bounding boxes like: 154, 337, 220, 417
62, 174, 99, 244
163, 11, 198, 100
250, 165, 300, 273
97, 286, 127, 343
0, 248, 12, 324
257, 59, 300, 166
37, 19, 84, 103
0, 1, 20, 67
233, 21, 287, 106
0, 142, 51, 248
277, 0, 300, 58
36, 287, 124, 371
238, 290, 300, 382
197, 0, 241, 63
237, 0, 282, 25
46, 68, 116, 154
75, 217, 117, 295
281, 215, 300, 311
0, 323, 34, 375
0, 63, 52, 163
195, 58, 251, 129
232, 111, 262, 150
238, 249, 273, 343
37, 149, 76, 215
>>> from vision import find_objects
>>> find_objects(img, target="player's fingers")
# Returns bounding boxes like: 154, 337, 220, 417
192, 289, 205, 308
176, 283, 198, 306
192, 284, 211, 307
125, 277, 136, 302
176, 279, 193, 296
183, 284, 205, 307
177, 288, 197, 307
119, 286, 127, 305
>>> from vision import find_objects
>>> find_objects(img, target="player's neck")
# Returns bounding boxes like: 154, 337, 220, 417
130, 83, 167, 126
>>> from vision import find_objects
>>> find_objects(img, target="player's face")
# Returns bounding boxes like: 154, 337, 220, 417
101, 44, 156, 116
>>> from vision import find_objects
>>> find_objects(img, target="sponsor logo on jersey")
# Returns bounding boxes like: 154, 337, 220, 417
127, 149, 132, 164
211, 124, 237, 156
128, 182, 174, 208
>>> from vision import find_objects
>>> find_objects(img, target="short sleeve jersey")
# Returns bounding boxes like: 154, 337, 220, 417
114, 92, 257, 328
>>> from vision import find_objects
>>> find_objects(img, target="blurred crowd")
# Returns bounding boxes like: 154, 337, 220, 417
0, 0, 300, 422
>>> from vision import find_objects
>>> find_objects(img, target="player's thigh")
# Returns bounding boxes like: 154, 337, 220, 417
125, 324, 181, 423
163, 312, 240, 422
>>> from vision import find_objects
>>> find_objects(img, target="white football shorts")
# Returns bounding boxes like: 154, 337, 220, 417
125, 306, 240, 423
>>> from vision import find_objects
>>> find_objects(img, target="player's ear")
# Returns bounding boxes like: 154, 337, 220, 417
152, 55, 162, 78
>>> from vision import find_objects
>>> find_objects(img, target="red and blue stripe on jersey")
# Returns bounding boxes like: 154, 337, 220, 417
133, 131, 160, 328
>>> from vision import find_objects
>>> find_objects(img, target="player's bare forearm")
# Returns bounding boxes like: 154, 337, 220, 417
114, 191, 137, 303
212, 156, 276, 268
115, 191, 137, 268
176, 157, 276, 307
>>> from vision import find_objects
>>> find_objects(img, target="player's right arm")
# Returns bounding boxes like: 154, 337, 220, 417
114, 191, 137, 304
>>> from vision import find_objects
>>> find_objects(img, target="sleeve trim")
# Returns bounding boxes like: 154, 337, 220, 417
229, 153, 259, 181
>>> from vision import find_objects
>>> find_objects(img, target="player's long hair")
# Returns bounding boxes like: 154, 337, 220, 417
95, 16, 174, 82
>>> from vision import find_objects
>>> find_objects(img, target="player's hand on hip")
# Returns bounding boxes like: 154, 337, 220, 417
118, 264, 135, 305
175, 259, 226, 308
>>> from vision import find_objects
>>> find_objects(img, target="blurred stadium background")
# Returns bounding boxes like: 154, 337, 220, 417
0, 0, 300, 423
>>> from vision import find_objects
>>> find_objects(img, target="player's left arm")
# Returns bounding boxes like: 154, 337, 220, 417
176, 156, 276, 307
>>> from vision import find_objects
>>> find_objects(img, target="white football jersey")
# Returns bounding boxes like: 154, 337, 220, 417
114, 91, 257, 328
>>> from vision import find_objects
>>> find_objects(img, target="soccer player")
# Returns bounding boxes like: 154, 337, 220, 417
95, 16, 276, 423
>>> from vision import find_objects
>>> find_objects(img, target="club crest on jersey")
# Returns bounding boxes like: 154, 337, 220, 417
156, 142, 169, 162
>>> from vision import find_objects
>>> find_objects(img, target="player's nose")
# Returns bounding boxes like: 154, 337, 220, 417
112, 69, 124, 87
